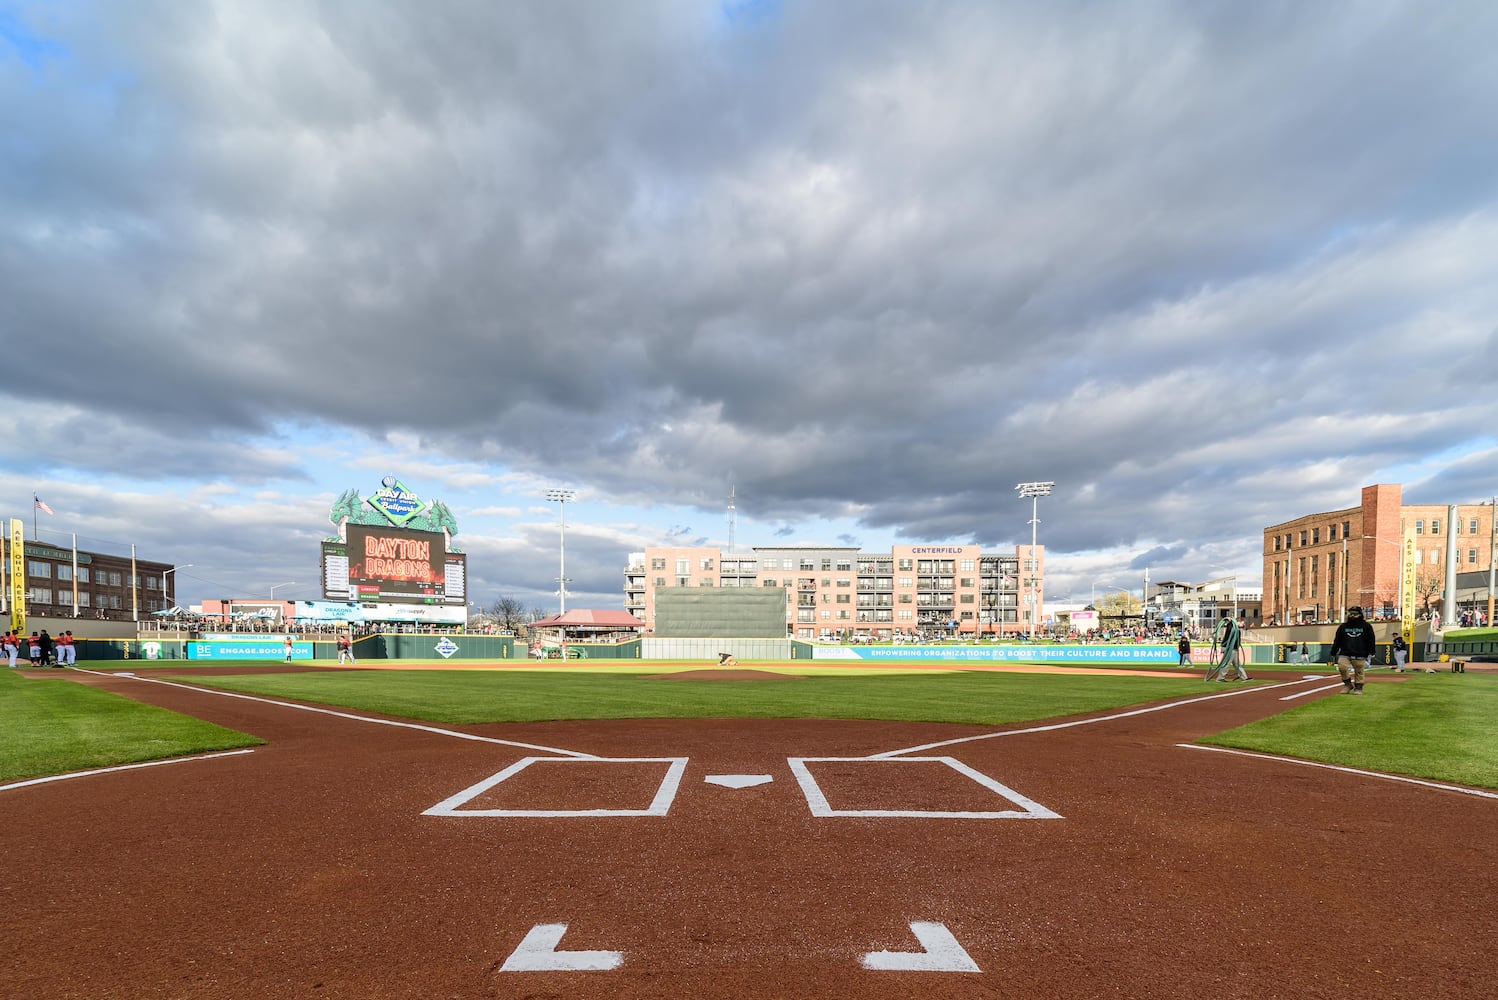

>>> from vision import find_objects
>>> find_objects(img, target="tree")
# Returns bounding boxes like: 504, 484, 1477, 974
1094, 591, 1142, 617
487, 596, 530, 633
1413, 567, 1444, 616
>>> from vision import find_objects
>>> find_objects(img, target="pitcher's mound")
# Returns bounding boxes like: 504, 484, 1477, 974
648, 669, 803, 681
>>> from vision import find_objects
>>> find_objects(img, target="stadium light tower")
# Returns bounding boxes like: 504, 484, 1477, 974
545, 489, 577, 614
1016, 481, 1054, 640
163, 564, 193, 610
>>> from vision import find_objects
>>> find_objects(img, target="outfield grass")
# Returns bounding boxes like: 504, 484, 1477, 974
1202, 672, 1498, 789
186, 667, 1209, 726
0, 669, 263, 784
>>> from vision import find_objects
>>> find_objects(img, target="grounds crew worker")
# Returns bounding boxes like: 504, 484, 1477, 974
1328, 606, 1376, 694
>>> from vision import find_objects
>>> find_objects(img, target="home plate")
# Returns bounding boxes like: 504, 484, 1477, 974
705, 774, 773, 788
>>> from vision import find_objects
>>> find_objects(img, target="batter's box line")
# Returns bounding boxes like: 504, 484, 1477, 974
787, 756, 1062, 819
423, 756, 689, 817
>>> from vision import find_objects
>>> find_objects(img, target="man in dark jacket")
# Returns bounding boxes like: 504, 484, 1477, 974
1328, 606, 1376, 694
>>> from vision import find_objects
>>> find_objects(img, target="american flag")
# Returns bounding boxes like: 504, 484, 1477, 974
34, 495, 54, 516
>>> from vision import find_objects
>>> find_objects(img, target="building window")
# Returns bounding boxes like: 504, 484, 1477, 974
31, 588, 53, 604
28, 561, 51, 578
960, 559, 975, 572
57, 565, 72, 581
1299, 531, 1307, 546
109, 572, 122, 586
78, 567, 90, 583
676, 559, 688, 575
700, 558, 714, 570
1432, 519, 1441, 535
898, 559, 913, 571
1274, 536, 1282, 551
1312, 528, 1320, 544
1470, 519, 1479, 534
1469, 549, 1478, 564
1415, 520, 1424, 535
1343, 521, 1351, 537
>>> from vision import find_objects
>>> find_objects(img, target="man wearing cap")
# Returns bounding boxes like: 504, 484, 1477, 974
1328, 606, 1376, 694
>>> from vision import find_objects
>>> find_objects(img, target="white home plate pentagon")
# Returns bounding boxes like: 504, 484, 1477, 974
788, 756, 1061, 819
424, 756, 688, 817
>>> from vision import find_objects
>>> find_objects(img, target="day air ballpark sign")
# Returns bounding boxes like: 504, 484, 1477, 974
318, 478, 468, 625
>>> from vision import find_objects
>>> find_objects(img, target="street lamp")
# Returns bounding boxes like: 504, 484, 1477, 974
163, 564, 193, 611
545, 488, 577, 614
269, 581, 298, 600
1016, 481, 1054, 640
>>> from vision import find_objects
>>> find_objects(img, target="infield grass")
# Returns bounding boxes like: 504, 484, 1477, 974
7, 663, 1497, 791
0, 669, 263, 784
1202, 672, 1498, 789
185, 668, 1208, 726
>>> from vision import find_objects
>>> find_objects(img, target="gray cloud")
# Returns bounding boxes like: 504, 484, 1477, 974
5, 1, 1497, 607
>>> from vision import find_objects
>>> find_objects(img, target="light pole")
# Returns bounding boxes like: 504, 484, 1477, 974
163, 564, 193, 611
545, 488, 577, 615
1486, 497, 1496, 628
269, 581, 298, 600
1016, 481, 1054, 640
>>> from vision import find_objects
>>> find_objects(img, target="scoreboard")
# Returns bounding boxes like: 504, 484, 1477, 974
322, 523, 466, 605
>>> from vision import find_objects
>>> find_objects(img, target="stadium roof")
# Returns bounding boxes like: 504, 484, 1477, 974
530, 609, 645, 629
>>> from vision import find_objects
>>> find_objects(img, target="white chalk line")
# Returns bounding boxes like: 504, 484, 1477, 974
0, 749, 256, 792
868, 678, 1323, 759
1177, 744, 1498, 800
1280, 682, 1350, 701
72, 668, 600, 759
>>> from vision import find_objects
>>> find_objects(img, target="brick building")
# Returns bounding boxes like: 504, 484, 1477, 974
2, 536, 175, 622
1262, 483, 1496, 624
625, 543, 1042, 640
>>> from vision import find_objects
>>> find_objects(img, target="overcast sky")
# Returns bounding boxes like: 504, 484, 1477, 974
4, 0, 1497, 614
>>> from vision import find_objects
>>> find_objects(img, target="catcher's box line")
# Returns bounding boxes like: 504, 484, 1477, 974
1178, 744, 1498, 801
0, 749, 255, 794
867, 677, 1321, 759
74, 668, 599, 759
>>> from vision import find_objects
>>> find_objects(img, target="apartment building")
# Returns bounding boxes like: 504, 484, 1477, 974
1262, 483, 1496, 624
625, 542, 1042, 640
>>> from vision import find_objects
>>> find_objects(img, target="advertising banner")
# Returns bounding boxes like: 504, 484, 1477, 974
292, 600, 366, 623
9, 518, 24, 633
849, 644, 1177, 663
187, 640, 313, 660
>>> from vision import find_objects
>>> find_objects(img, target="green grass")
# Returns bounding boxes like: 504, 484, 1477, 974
8, 663, 1498, 792
186, 668, 1209, 726
0, 669, 263, 784
1202, 672, 1498, 788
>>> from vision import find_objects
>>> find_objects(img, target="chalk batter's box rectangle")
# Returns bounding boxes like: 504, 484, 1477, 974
424, 756, 689, 817
787, 756, 1062, 819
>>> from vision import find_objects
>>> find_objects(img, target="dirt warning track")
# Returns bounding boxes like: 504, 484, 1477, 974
1, 669, 1493, 999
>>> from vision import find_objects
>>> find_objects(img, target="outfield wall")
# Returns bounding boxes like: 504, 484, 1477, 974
643, 637, 809, 660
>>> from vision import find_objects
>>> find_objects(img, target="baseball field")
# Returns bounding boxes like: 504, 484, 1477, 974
1, 658, 1494, 998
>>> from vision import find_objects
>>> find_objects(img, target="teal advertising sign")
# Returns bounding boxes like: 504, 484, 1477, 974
852, 645, 1177, 663
367, 478, 427, 527
187, 641, 313, 661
